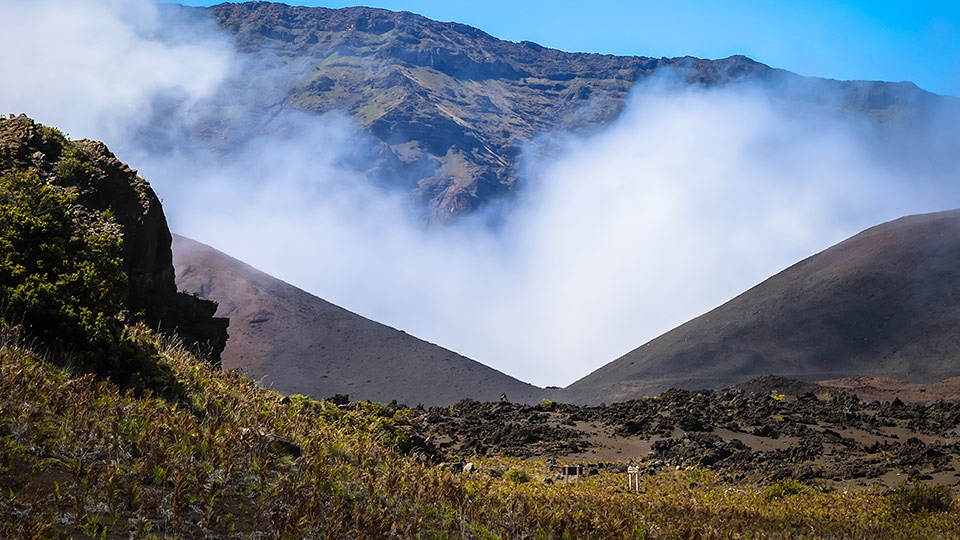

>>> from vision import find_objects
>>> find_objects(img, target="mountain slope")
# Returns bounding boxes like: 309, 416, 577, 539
183, 2, 949, 220
560, 210, 960, 404
172, 234, 542, 406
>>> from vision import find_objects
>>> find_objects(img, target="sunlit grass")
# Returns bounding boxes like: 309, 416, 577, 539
1, 323, 958, 538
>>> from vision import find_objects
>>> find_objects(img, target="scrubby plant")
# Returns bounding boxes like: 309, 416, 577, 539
0, 167, 179, 395
504, 466, 531, 484
53, 142, 93, 185
0, 168, 124, 356
892, 480, 956, 514
764, 478, 808, 500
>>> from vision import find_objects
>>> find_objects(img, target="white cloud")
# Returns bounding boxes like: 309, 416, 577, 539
0, 0, 232, 141
2, 1, 958, 388
158, 81, 945, 387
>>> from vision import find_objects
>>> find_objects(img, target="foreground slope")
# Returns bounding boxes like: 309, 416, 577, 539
562, 210, 960, 404
6, 330, 959, 538
172, 235, 542, 406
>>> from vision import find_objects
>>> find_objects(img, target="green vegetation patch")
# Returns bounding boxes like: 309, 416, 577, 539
0, 125, 179, 395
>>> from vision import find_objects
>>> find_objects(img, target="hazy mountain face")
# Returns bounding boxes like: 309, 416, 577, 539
203, 4, 780, 220
169, 3, 955, 222
3, 0, 960, 387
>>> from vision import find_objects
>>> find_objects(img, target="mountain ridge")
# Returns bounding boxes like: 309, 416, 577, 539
175, 2, 950, 220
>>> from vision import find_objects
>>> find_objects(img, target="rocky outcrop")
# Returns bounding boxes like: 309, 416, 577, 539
0, 114, 228, 362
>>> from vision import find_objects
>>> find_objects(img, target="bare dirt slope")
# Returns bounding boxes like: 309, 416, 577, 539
171, 235, 542, 406
560, 210, 960, 405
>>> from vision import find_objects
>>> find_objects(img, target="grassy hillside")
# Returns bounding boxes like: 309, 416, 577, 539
2, 327, 959, 538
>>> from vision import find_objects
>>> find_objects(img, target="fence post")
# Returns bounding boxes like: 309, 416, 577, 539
627, 465, 640, 493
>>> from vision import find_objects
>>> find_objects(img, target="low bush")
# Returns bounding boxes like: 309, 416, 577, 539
505, 466, 531, 484
0, 163, 178, 396
892, 480, 955, 513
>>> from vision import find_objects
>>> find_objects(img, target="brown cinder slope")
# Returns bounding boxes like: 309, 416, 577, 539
560, 210, 960, 405
172, 235, 542, 406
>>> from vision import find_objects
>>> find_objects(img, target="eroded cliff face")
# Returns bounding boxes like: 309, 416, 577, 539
193, 3, 945, 221
0, 114, 228, 362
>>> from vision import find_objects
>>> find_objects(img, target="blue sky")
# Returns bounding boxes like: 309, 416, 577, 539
162, 0, 960, 96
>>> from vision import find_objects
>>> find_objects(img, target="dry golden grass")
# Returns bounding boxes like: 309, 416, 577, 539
1, 323, 958, 538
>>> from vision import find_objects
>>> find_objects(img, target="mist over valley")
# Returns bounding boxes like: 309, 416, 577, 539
3, 0, 960, 394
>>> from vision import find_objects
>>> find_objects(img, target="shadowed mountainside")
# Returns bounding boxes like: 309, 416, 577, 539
559, 210, 960, 405
172, 234, 543, 406
177, 2, 951, 221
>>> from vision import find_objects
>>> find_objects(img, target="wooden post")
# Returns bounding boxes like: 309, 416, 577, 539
562, 465, 582, 486
627, 465, 640, 493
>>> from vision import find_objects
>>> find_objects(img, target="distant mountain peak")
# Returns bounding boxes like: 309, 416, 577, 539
190, 3, 932, 221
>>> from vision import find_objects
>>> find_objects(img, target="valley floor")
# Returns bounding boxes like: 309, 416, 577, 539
414, 376, 960, 492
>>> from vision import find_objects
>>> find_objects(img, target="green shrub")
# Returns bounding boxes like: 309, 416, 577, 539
892, 481, 955, 514
764, 479, 808, 500
53, 144, 92, 185
0, 167, 179, 396
505, 466, 530, 484
0, 167, 124, 352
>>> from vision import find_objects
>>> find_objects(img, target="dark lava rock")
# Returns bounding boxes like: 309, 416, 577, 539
411, 385, 960, 487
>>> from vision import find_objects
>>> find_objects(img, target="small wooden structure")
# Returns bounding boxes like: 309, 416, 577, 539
562, 465, 583, 486
627, 465, 641, 493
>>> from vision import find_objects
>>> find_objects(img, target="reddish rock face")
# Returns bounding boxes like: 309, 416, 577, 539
171, 234, 544, 407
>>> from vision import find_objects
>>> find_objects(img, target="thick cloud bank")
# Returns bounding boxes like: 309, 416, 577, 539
2, 0, 958, 386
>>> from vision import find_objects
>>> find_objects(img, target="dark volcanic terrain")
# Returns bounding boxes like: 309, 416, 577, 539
412, 377, 960, 490
559, 210, 960, 405
172, 235, 543, 406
